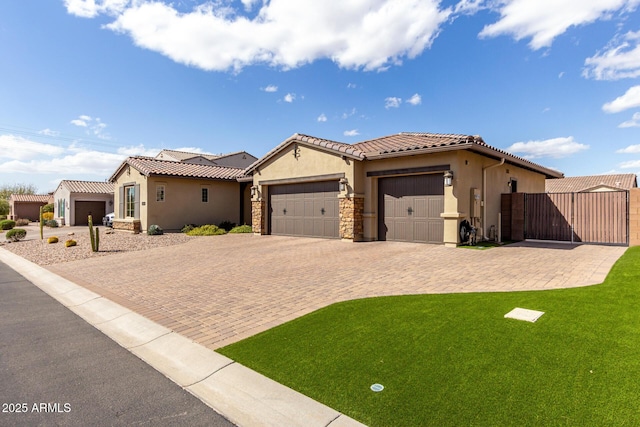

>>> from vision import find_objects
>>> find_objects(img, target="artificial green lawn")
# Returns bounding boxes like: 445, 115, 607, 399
218, 247, 640, 426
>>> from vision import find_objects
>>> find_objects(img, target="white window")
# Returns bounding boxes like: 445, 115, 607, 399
156, 185, 165, 202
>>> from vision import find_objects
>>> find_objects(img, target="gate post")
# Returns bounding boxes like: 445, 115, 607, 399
630, 188, 640, 246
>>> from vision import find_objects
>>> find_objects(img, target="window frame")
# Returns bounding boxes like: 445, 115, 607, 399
125, 185, 136, 218
201, 187, 209, 203
156, 184, 165, 202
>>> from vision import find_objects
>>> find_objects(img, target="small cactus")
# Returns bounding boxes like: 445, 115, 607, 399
65, 239, 77, 247
88, 215, 99, 252
39, 206, 44, 240
47, 236, 59, 244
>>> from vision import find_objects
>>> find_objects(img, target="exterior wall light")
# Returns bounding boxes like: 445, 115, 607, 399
444, 170, 453, 187
251, 185, 257, 197
339, 178, 348, 192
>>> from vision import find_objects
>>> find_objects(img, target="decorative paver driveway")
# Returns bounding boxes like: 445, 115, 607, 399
47, 235, 626, 349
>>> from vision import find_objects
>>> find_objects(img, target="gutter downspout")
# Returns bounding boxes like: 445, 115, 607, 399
482, 158, 505, 240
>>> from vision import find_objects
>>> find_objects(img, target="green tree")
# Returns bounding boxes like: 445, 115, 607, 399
0, 183, 37, 199
0, 183, 38, 217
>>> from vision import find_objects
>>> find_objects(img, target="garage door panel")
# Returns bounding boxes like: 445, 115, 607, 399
379, 174, 444, 243
75, 201, 106, 226
269, 180, 339, 238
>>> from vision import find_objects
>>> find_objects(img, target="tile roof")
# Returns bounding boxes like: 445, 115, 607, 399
156, 149, 257, 162
546, 174, 637, 193
245, 132, 563, 179
110, 156, 245, 182
60, 180, 114, 194
9, 194, 52, 203
353, 132, 484, 155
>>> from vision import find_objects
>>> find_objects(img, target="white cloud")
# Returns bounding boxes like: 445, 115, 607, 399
342, 108, 357, 119
71, 119, 88, 127
70, 115, 111, 139
602, 85, 640, 113
618, 112, 640, 127
584, 30, 640, 80
317, 113, 327, 122
385, 97, 402, 109
0, 135, 65, 160
344, 129, 360, 136
616, 142, 640, 152
0, 147, 125, 175
64, 0, 129, 18
506, 136, 589, 158
479, 0, 640, 50
558, 71, 565, 78
66, 0, 451, 72
262, 85, 278, 92
39, 128, 60, 137
116, 144, 162, 157
347, 83, 357, 89
283, 93, 296, 103
620, 159, 640, 168
406, 93, 422, 105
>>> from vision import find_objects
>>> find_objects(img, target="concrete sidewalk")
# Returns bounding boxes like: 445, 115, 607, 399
0, 249, 365, 427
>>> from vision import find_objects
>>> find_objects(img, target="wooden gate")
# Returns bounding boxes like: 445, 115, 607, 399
502, 192, 629, 245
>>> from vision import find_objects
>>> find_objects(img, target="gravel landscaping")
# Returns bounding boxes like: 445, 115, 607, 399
1, 230, 195, 266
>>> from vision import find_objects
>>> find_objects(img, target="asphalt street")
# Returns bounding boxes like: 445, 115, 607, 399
0, 261, 235, 426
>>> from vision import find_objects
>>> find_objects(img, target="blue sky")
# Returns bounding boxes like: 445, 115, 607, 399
2, 0, 640, 193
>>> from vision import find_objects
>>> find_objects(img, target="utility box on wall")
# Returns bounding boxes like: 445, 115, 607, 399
470, 188, 481, 219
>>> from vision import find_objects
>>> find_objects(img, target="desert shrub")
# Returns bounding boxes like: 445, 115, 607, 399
186, 224, 226, 236
181, 224, 197, 233
6, 228, 26, 242
148, 224, 164, 235
46, 219, 58, 228
47, 236, 59, 244
65, 239, 77, 247
0, 219, 16, 230
229, 225, 252, 233
218, 220, 236, 232
42, 203, 54, 213
42, 212, 54, 221
15, 218, 29, 226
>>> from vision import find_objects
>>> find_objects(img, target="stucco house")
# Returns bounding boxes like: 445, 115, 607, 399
8, 194, 52, 221
109, 156, 251, 232
53, 180, 114, 226
546, 174, 637, 193
247, 132, 563, 246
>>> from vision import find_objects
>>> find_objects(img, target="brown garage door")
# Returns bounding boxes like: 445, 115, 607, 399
75, 201, 106, 226
378, 174, 444, 243
269, 181, 339, 238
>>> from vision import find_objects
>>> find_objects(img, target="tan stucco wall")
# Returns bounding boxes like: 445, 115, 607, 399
113, 165, 241, 231
252, 142, 356, 199
146, 177, 240, 231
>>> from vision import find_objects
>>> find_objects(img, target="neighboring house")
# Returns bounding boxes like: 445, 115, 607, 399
8, 194, 53, 221
109, 156, 250, 232
155, 149, 258, 169
246, 132, 563, 246
53, 180, 115, 226
546, 174, 637, 193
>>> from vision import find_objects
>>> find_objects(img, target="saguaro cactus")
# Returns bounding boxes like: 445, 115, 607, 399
88, 215, 100, 252
39, 206, 44, 240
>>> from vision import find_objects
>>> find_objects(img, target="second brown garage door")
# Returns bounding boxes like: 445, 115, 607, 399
269, 181, 339, 238
378, 174, 444, 243
75, 201, 106, 226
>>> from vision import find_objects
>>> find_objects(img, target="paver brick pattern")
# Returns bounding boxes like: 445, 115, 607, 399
48, 235, 626, 350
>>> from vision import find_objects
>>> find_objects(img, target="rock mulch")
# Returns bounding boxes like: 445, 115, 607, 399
1, 231, 195, 266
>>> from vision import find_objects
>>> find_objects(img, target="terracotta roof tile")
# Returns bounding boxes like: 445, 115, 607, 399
61, 180, 114, 194
546, 174, 637, 193
353, 132, 483, 155
119, 156, 245, 181
9, 194, 52, 203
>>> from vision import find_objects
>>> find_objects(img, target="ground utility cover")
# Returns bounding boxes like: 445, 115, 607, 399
504, 308, 545, 323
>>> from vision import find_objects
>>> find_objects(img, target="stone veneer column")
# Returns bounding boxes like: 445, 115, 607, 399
339, 196, 364, 241
252, 200, 266, 235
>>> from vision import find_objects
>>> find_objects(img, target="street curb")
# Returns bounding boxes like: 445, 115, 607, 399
0, 248, 366, 427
